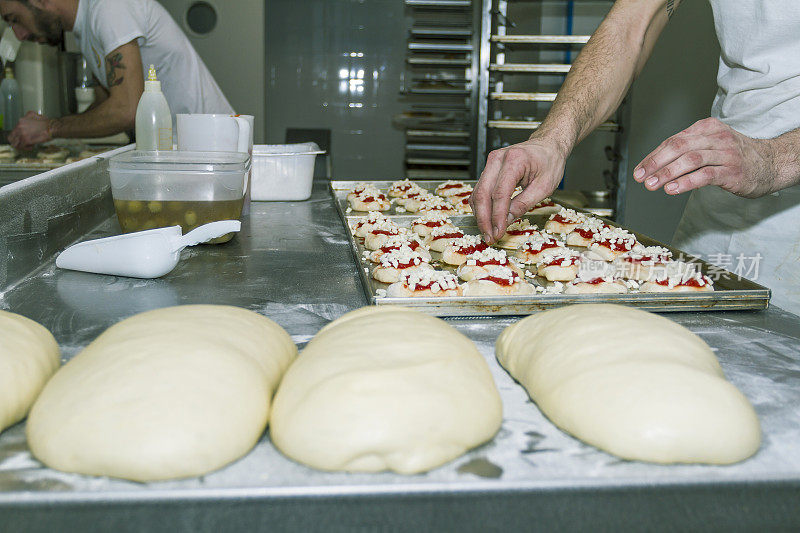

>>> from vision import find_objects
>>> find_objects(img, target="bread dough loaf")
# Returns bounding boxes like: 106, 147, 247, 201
0, 311, 60, 435
496, 304, 761, 464
270, 306, 502, 474
26, 305, 296, 481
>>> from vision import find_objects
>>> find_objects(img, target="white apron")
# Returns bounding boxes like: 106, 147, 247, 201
672, 0, 800, 315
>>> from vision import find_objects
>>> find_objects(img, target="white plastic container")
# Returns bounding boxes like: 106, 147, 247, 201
135, 65, 172, 150
108, 150, 250, 243
251, 143, 325, 201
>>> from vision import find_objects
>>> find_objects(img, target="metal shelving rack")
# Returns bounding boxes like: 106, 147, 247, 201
476, 0, 630, 221
401, 0, 483, 179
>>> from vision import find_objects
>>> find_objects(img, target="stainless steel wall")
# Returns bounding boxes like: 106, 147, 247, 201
264, 0, 407, 179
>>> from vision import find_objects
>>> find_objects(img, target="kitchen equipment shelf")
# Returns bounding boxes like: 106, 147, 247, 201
403, 0, 481, 179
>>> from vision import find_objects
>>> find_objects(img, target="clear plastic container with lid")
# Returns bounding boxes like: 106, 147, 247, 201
109, 150, 251, 243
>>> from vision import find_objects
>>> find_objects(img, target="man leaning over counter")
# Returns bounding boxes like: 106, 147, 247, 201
0, 0, 233, 150
470, 0, 800, 315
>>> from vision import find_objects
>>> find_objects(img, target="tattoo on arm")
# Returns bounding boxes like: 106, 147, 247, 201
666, 0, 676, 19
105, 52, 125, 87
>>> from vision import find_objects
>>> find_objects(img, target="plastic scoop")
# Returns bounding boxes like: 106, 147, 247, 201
56, 220, 241, 279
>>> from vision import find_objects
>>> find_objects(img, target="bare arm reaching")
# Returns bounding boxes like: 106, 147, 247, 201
470, 0, 680, 243
9, 40, 144, 149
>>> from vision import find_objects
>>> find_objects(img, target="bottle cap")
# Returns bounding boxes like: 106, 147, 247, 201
144, 64, 161, 92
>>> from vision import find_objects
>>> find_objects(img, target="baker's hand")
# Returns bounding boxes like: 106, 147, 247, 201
470, 138, 567, 243
633, 117, 777, 199
8, 112, 53, 151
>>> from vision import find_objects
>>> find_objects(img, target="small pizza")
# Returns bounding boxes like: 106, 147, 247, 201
414, 195, 457, 215
388, 179, 418, 198
639, 271, 714, 292
565, 218, 608, 247
543, 208, 587, 235
515, 232, 564, 264
364, 220, 402, 250
368, 234, 431, 263
403, 192, 437, 212
457, 247, 522, 281
350, 211, 390, 238
587, 227, 638, 262
440, 235, 489, 266
449, 193, 473, 214
565, 276, 629, 294
394, 186, 427, 207
528, 197, 561, 215
411, 212, 455, 238
435, 180, 470, 197
463, 266, 537, 296
386, 270, 462, 297
615, 245, 673, 281
346, 183, 375, 202
348, 188, 391, 212
497, 219, 539, 250
536, 248, 581, 282
371, 248, 433, 284
426, 226, 465, 252
37, 145, 69, 162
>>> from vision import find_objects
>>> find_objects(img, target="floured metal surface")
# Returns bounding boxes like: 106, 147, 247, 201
0, 175, 798, 529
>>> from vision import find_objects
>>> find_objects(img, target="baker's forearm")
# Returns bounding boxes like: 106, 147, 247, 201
770, 128, 800, 192
48, 100, 134, 139
534, 0, 673, 155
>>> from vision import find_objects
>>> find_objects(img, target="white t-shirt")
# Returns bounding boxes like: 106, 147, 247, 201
71, 0, 234, 117
673, 1, 800, 316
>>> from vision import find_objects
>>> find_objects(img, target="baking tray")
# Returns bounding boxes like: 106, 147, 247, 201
330, 180, 771, 315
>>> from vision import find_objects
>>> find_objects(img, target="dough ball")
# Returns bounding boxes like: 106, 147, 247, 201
496, 304, 761, 464
270, 306, 502, 474
26, 305, 296, 481
0, 311, 60, 435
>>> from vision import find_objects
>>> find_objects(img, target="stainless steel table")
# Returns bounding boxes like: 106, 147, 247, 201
1, 161, 799, 532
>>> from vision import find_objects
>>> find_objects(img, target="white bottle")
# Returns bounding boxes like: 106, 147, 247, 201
135, 64, 172, 150
0, 65, 22, 132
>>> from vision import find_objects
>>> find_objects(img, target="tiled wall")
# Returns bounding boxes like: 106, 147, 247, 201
265, 0, 408, 179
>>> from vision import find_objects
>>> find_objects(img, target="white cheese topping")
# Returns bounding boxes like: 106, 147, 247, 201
590, 226, 637, 249
412, 212, 453, 226
570, 217, 607, 234
465, 247, 509, 266
520, 231, 563, 252
620, 245, 673, 264
378, 246, 428, 268
549, 207, 587, 224
400, 269, 460, 292
418, 196, 455, 211
505, 219, 537, 232
651, 268, 713, 288
379, 233, 425, 250
451, 234, 484, 251
537, 248, 581, 267
368, 219, 401, 235
474, 265, 520, 283
430, 225, 464, 239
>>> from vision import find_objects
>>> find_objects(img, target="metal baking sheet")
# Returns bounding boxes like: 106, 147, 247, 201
330, 180, 771, 315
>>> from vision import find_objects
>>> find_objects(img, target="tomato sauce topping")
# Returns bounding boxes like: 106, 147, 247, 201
456, 242, 489, 255
483, 275, 516, 286
432, 231, 464, 241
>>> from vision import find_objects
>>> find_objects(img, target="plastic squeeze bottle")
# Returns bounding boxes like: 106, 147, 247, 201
135, 64, 172, 150
0, 65, 22, 132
